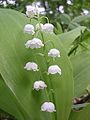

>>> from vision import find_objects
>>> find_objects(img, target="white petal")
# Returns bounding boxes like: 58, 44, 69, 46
7, 0, 15, 5
26, 5, 36, 17
24, 24, 35, 34
25, 38, 44, 49
48, 48, 60, 58
33, 81, 47, 90
41, 102, 56, 112
48, 65, 61, 75
36, 23, 44, 30
42, 23, 54, 33
24, 62, 39, 71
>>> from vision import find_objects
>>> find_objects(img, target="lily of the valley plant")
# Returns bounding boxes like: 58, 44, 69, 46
0, 3, 90, 120
24, 4, 62, 113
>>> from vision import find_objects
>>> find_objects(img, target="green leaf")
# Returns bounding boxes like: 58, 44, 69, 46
60, 13, 71, 25
86, 84, 90, 93
70, 51, 90, 97
0, 9, 73, 120
0, 76, 25, 120
58, 26, 86, 53
54, 22, 63, 34
71, 15, 90, 23
69, 104, 90, 120
68, 22, 80, 30
68, 15, 90, 30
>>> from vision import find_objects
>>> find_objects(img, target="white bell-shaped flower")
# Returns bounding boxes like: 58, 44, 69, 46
33, 81, 47, 90
41, 102, 56, 112
24, 62, 39, 71
42, 23, 54, 33
24, 24, 35, 34
3, 1, 7, 7
36, 23, 44, 30
7, 0, 15, 5
25, 38, 44, 49
48, 48, 60, 58
48, 65, 61, 75
26, 5, 37, 17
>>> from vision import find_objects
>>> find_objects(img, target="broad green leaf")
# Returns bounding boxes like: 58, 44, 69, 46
0, 76, 25, 120
68, 22, 80, 30
69, 104, 90, 120
68, 15, 90, 30
0, 9, 73, 120
60, 13, 71, 25
71, 15, 90, 23
70, 51, 90, 97
54, 22, 63, 34
58, 26, 86, 53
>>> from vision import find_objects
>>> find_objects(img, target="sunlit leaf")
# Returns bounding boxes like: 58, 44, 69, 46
70, 51, 90, 97
58, 26, 86, 53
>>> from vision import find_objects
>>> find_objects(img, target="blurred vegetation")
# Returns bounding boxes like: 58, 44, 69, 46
0, 109, 16, 120
0, 0, 90, 31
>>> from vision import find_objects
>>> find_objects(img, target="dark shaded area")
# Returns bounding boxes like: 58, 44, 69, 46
0, 109, 16, 120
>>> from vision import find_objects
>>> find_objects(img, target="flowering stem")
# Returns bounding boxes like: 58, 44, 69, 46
37, 13, 46, 50
40, 31, 46, 50
40, 16, 49, 23
45, 40, 55, 49
45, 88, 50, 101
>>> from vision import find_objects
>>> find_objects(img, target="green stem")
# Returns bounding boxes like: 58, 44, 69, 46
40, 16, 49, 23
45, 88, 49, 101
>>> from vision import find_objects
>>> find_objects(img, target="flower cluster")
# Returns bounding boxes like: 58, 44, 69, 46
26, 5, 38, 18
24, 23, 54, 35
25, 38, 44, 49
24, 5, 62, 113
7, 0, 15, 5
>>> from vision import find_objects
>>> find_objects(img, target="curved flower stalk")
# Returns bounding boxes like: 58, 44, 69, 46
25, 38, 44, 49
36, 23, 44, 30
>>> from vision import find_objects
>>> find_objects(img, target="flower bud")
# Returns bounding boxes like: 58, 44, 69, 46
25, 38, 44, 49
24, 24, 35, 34
26, 5, 36, 17
48, 48, 60, 58
24, 62, 39, 71
48, 65, 61, 75
33, 81, 47, 90
42, 23, 54, 33
41, 102, 56, 112
7, 0, 15, 5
